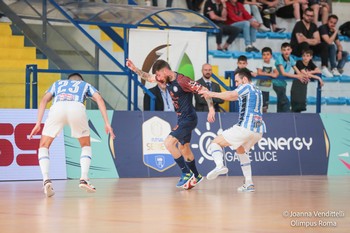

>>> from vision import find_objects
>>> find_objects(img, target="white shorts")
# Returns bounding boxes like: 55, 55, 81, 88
221, 125, 263, 152
42, 101, 90, 138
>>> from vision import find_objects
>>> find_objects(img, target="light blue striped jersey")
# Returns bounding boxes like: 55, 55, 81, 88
47, 80, 98, 104
235, 83, 266, 133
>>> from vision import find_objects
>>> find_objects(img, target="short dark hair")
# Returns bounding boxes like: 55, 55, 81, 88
237, 55, 247, 62
235, 68, 252, 81
302, 49, 313, 56
68, 73, 84, 80
152, 60, 171, 74
281, 42, 291, 49
304, 7, 314, 14
262, 47, 272, 54
328, 14, 338, 21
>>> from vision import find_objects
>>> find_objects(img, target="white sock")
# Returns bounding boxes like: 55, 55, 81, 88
38, 147, 50, 181
236, 152, 253, 185
208, 143, 224, 168
80, 146, 92, 180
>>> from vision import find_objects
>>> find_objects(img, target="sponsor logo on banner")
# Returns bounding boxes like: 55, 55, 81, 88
0, 110, 66, 181
142, 116, 175, 172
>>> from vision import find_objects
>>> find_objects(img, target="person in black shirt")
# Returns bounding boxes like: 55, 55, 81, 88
290, 7, 332, 78
204, 0, 241, 51
319, 14, 349, 76
291, 49, 324, 112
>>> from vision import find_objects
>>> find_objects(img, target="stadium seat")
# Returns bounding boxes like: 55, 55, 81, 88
307, 96, 326, 105
256, 32, 267, 39
269, 96, 277, 104
252, 52, 262, 59
267, 32, 287, 39
339, 75, 350, 82
232, 51, 254, 59
322, 77, 339, 82
209, 50, 232, 58
325, 97, 347, 105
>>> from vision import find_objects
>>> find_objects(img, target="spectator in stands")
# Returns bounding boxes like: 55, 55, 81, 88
290, 8, 333, 78
308, 0, 330, 25
256, 47, 279, 113
186, 0, 204, 12
239, 0, 271, 32
319, 14, 349, 76
145, 0, 173, 7
143, 81, 175, 111
276, 0, 308, 22
225, 0, 260, 52
274, 42, 306, 112
235, 55, 257, 76
194, 63, 224, 112
203, 0, 241, 51
258, 0, 286, 32
291, 49, 324, 112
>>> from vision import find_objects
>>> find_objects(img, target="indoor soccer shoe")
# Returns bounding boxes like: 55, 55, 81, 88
185, 174, 204, 190
176, 172, 194, 188
79, 179, 96, 193
237, 184, 255, 192
206, 166, 229, 180
43, 179, 55, 198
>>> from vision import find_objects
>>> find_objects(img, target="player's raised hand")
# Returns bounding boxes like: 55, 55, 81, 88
29, 123, 41, 140
126, 59, 136, 72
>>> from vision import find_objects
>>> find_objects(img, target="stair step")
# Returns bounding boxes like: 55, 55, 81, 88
0, 47, 37, 59
0, 35, 24, 48
0, 59, 48, 69
0, 22, 12, 36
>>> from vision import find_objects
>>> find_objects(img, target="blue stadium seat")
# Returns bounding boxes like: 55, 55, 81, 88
285, 32, 292, 39
269, 96, 277, 104
252, 52, 262, 59
325, 97, 347, 105
322, 77, 339, 82
339, 75, 350, 82
256, 32, 268, 39
272, 52, 281, 60
267, 32, 287, 39
209, 50, 232, 58
339, 35, 346, 41
347, 98, 350, 105
232, 51, 254, 59
307, 96, 326, 105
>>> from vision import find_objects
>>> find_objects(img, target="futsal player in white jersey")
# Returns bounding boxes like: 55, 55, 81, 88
29, 73, 115, 197
199, 68, 266, 192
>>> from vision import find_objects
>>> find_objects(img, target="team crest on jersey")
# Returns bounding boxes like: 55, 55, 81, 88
142, 116, 175, 172
173, 86, 178, 93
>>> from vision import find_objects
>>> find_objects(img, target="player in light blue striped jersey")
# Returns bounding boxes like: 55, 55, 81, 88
199, 68, 266, 192
29, 73, 115, 197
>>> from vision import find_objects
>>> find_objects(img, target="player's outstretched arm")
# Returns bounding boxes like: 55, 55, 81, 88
92, 93, 116, 140
126, 58, 156, 83
29, 92, 53, 139
199, 89, 238, 102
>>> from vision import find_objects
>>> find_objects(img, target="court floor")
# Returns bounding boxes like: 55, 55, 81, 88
0, 176, 349, 233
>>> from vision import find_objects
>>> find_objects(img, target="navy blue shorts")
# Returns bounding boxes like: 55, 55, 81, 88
170, 115, 198, 145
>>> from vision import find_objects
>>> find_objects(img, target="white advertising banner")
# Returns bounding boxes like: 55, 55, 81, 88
129, 29, 207, 107
0, 109, 67, 181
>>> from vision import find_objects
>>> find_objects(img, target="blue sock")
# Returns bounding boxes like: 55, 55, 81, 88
185, 159, 199, 177
174, 156, 190, 173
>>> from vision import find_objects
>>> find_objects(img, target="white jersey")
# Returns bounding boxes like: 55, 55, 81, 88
235, 83, 266, 133
47, 80, 98, 104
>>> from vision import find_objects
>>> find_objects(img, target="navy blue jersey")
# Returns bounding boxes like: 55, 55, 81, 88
166, 73, 203, 120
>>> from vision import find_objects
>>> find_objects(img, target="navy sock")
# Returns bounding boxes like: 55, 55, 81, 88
185, 159, 199, 177
174, 156, 190, 173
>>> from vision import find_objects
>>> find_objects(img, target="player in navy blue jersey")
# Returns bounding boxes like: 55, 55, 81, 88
127, 59, 215, 189
199, 68, 266, 192
29, 73, 115, 197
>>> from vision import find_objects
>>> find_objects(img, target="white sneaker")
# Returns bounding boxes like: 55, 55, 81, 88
237, 184, 255, 192
79, 179, 96, 193
206, 166, 229, 180
331, 68, 341, 76
258, 25, 271, 32
43, 179, 55, 197
321, 67, 333, 78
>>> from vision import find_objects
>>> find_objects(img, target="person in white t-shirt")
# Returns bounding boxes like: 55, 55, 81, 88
256, 47, 279, 113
